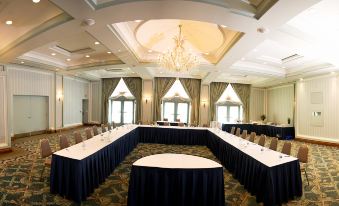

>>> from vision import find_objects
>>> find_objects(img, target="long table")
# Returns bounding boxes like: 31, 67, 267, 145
222, 123, 295, 140
50, 125, 302, 205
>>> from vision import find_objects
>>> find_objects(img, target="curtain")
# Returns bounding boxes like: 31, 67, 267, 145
123, 77, 142, 124
209, 82, 228, 123
180, 78, 201, 125
101, 78, 120, 124
232, 83, 251, 123
153, 77, 176, 121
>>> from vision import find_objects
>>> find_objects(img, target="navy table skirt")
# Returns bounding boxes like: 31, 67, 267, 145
127, 165, 225, 206
222, 124, 295, 140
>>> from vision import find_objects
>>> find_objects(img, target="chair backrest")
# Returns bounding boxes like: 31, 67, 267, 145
235, 128, 241, 137
230, 127, 236, 135
107, 123, 112, 131
112, 121, 117, 129
249, 132, 256, 142
178, 122, 185, 127
40, 139, 52, 158
74, 131, 82, 144
241, 130, 248, 139
203, 124, 208, 127
281, 142, 292, 155
59, 135, 69, 150
176, 118, 180, 122
93, 126, 99, 136
101, 124, 107, 133
86, 128, 93, 139
163, 118, 168, 121
163, 122, 170, 126
269, 138, 278, 151
258, 135, 266, 146
297, 145, 308, 163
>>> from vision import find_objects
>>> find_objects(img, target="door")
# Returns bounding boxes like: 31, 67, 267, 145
82, 99, 89, 124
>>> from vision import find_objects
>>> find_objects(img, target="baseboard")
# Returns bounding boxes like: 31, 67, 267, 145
13, 130, 47, 139
295, 136, 339, 147
0, 148, 12, 154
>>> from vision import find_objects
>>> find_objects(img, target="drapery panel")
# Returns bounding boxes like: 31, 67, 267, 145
123, 77, 142, 123
232, 83, 251, 123
101, 78, 120, 124
180, 78, 201, 125
209, 82, 228, 123
153, 77, 176, 121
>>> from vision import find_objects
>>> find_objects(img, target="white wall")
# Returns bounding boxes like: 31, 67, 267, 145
89, 81, 101, 124
200, 84, 209, 126
0, 69, 8, 147
55, 74, 63, 129
250, 87, 266, 121
267, 84, 294, 125
142, 80, 153, 124
296, 75, 339, 143
63, 76, 89, 127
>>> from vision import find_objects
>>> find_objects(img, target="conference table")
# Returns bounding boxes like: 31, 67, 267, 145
222, 123, 295, 140
127, 154, 224, 206
156, 121, 187, 126
50, 125, 302, 206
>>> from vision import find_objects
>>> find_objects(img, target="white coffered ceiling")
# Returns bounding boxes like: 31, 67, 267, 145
1, 0, 339, 87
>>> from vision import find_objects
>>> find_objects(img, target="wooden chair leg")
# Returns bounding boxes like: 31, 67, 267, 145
304, 166, 309, 186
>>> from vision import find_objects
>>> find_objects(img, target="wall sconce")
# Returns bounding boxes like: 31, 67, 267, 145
202, 100, 207, 108
57, 91, 63, 102
145, 97, 151, 104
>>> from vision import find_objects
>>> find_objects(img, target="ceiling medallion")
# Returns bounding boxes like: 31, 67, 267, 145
158, 25, 199, 72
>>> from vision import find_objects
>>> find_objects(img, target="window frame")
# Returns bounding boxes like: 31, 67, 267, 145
110, 96, 135, 125
162, 96, 190, 123
216, 101, 243, 123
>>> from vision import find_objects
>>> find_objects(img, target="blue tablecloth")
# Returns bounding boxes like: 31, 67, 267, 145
222, 124, 295, 140
127, 166, 225, 206
156, 121, 187, 126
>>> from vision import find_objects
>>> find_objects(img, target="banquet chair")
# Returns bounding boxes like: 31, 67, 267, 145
230, 127, 236, 135
101, 124, 107, 133
93, 126, 99, 136
281, 142, 292, 155
297, 145, 309, 185
203, 124, 208, 127
241, 130, 248, 139
163, 122, 170, 126
86, 128, 93, 139
269, 138, 278, 151
249, 132, 256, 142
39, 139, 52, 180
163, 118, 168, 121
175, 118, 180, 122
258, 135, 266, 146
107, 123, 112, 131
112, 121, 117, 129
59, 135, 69, 150
74, 131, 82, 144
235, 128, 241, 137
178, 122, 185, 127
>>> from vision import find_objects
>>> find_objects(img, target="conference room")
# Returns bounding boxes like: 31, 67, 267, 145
0, 0, 338, 205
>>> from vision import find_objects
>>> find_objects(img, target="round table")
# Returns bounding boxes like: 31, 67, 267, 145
127, 153, 225, 206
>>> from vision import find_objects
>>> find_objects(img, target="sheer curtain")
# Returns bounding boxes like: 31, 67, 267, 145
153, 77, 176, 121
231, 83, 251, 123
123, 77, 142, 123
180, 78, 201, 125
209, 82, 228, 124
101, 78, 120, 124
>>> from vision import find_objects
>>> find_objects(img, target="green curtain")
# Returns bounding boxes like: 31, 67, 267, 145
232, 83, 251, 123
209, 82, 228, 123
180, 78, 201, 125
101, 78, 120, 124
153, 77, 176, 121
123, 77, 142, 124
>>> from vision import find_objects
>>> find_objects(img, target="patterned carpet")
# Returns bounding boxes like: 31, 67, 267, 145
0, 127, 338, 206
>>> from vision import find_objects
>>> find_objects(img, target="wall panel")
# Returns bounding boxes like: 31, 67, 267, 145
249, 88, 266, 121
89, 81, 101, 124
0, 74, 7, 145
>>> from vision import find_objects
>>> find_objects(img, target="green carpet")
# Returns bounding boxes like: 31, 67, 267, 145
0, 128, 338, 206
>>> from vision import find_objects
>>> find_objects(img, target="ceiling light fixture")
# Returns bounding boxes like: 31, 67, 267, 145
5, 20, 12, 25
85, 55, 90, 58
148, 49, 153, 53
107, 51, 112, 54
51, 53, 56, 56
221, 25, 227, 28
20, 61, 24, 64
158, 25, 199, 72
94, 41, 100, 45
299, 78, 303, 81
32, 0, 40, 3
134, 20, 142, 23
66, 58, 71, 61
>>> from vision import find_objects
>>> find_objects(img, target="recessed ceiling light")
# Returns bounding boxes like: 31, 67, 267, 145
118, 49, 121, 52
221, 25, 227, 28
160, 71, 163, 74
5, 20, 12, 25
134, 20, 142, 23
94, 41, 100, 45
299, 78, 303, 81
107, 51, 112, 54
148, 50, 153, 53
66, 58, 71, 61
331, 71, 336, 75
85, 55, 90, 58
20, 61, 24, 64
204, 52, 209, 55
51, 53, 56, 56
282, 66, 286, 69
32, 0, 40, 3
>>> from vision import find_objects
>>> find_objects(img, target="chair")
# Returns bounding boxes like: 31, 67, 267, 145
74, 131, 82, 144
297, 145, 309, 185
269, 138, 278, 151
93, 126, 99, 136
281, 142, 292, 155
101, 124, 107, 133
112, 122, 117, 129
175, 118, 180, 122
59, 135, 69, 150
85, 128, 93, 139
178, 122, 185, 127
40, 139, 52, 180
258, 135, 266, 146
203, 124, 208, 127
107, 123, 112, 131
163, 122, 170, 126
235, 128, 241, 137
241, 130, 248, 139
163, 118, 168, 121
230, 127, 236, 135
249, 132, 256, 142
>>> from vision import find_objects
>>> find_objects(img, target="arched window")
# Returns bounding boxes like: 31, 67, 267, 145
216, 84, 243, 123
162, 80, 190, 123
109, 78, 135, 125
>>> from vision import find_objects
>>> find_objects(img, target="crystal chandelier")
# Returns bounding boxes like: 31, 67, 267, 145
158, 25, 199, 72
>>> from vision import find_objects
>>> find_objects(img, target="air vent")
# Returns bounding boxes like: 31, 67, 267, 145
71, 47, 95, 54
230, 74, 248, 78
105, 68, 124, 72
282, 54, 303, 63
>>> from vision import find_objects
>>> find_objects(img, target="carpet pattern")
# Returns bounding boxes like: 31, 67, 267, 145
0, 127, 338, 206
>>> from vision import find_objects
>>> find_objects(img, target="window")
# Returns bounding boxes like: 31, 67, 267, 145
162, 80, 190, 123
109, 79, 135, 125
216, 84, 243, 123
